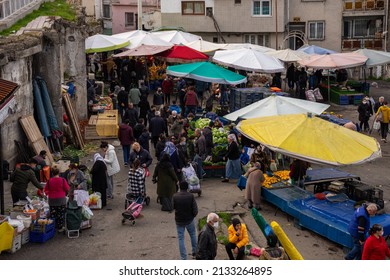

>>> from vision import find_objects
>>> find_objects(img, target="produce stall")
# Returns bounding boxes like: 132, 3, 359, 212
260, 168, 389, 248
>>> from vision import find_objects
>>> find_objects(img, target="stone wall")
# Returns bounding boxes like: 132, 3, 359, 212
0, 17, 97, 165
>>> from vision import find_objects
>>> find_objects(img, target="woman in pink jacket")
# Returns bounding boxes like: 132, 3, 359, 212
44, 166, 70, 232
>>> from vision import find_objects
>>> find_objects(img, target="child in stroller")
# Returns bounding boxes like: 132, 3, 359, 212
182, 163, 201, 196
125, 159, 150, 209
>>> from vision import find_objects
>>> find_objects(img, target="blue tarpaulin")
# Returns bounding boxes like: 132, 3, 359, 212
36, 77, 59, 131
32, 79, 51, 137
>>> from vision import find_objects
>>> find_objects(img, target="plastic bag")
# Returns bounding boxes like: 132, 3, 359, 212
81, 205, 94, 220
373, 121, 380, 130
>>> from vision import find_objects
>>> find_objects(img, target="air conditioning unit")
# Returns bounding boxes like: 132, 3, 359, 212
206, 7, 213, 17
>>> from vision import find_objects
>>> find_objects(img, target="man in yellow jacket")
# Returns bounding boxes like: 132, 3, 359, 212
225, 218, 249, 260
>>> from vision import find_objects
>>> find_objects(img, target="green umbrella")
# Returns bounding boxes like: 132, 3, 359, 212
166, 62, 247, 85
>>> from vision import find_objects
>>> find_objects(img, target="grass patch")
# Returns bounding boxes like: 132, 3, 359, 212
0, 0, 76, 36
198, 212, 233, 230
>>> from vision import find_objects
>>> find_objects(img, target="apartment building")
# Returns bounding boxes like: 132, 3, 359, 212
160, 0, 388, 52
111, 0, 160, 34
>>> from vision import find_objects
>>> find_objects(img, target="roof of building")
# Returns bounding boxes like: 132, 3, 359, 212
0, 78, 19, 109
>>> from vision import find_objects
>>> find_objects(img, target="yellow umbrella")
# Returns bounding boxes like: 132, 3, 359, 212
237, 114, 381, 166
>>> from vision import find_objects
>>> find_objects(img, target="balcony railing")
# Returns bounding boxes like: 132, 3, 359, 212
0, 0, 39, 20
344, 0, 385, 11
342, 38, 383, 50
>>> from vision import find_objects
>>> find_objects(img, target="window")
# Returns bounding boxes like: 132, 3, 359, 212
344, 19, 376, 38
182, 1, 205, 15
125, 12, 134, 27
244, 34, 270, 47
253, 0, 271, 16
308, 21, 324, 40
103, 4, 110, 18
235, 0, 241, 4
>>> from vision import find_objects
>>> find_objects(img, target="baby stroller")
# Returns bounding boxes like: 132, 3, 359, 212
182, 163, 202, 196
65, 200, 83, 238
122, 196, 144, 226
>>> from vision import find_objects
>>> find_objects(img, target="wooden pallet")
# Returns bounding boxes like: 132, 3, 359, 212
88, 115, 98, 126
62, 93, 85, 149
19, 115, 54, 165
84, 126, 117, 140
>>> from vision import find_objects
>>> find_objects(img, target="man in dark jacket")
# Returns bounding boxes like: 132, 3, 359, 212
128, 142, 153, 168
118, 119, 135, 166
123, 103, 138, 129
117, 87, 128, 122
149, 110, 166, 149
345, 203, 377, 260
196, 212, 219, 260
202, 121, 214, 157
173, 181, 198, 260
11, 158, 43, 204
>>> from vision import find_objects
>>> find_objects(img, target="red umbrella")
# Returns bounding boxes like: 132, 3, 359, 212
158, 45, 209, 63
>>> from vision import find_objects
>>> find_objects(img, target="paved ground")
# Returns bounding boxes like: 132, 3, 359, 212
1, 80, 390, 260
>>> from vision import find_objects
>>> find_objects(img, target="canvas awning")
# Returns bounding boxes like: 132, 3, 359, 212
0, 78, 19, 124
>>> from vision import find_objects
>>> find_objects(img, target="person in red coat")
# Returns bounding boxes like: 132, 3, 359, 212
162, 76, 174, 105
362, 224, 390, 260
44, 166, 70, 232
118, 119, 135, 166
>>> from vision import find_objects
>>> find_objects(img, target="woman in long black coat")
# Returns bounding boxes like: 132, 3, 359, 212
91, 153, 108, 208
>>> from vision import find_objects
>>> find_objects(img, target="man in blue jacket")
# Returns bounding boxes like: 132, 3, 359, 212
345, 203, 377, 260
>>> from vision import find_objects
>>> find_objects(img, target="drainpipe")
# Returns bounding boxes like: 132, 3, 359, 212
385, 0, 389, 51
138, 0, 142, 30
275, 0, 278, 49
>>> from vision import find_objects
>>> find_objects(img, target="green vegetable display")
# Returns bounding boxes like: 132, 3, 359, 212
195, 118, 211, 129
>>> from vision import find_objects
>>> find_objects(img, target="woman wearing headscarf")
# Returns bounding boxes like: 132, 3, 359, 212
362, 224, 390, 260
153, 153, 178, 212
163, 141, 184, 181
244, 162, 265, 210
222, 134, 241, 183
90, 153, 108, 208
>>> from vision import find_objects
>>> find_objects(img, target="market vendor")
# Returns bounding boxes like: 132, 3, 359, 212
10, 158, 43, 204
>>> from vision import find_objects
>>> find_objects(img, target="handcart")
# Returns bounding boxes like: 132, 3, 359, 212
121, 196, 144, 226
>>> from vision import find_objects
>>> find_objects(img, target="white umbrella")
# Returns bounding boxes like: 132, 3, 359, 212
222, 43, 275, 53
111, 30, 149, 40
152, 30, 201, 44
213, 48, 285, 73
224, 94, 330, 121
123, 33, 173, 49
266, 48, 310, 62
184, 39, 227, 53
353, 48, 390, 67
85, 34, 130, 53
113, 45, 172, 57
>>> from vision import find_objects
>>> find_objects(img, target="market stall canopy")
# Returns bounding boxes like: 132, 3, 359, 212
113, 45, 172, 57
184, 39, 227, 53
353, 48, 390, 67
222, 43, 275, 53
85, 34, 130, 53
237, 113, 381, 166
166, 61, 247, 85
224, 94, 330, 121
111, 30, 149, 40
213, 48, 285, 73
298, 44, 337, 55
266, 48, 310, 62
157, 45, 209, 63
297, 53, 368, 69
152, 30, 201, 44
123, 33, 173, 49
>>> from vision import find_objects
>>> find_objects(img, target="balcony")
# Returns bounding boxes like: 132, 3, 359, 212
344, 0, 385, 11
342, 38, 383, 51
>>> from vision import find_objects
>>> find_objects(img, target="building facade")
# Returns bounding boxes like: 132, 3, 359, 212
111, 0, 161, 34
160, 0, 389, 52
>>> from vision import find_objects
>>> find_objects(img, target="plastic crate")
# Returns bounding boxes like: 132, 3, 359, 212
10, 234, 22, 254
203, 165, 225, 178
30, 219, 55, 233
29, 227, 55, 243
21, 229, 30, 245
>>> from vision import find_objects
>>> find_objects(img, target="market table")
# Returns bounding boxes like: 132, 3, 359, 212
95, 109, 118, 137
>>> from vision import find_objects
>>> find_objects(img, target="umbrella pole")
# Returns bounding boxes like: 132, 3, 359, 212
328, 74, 330, 103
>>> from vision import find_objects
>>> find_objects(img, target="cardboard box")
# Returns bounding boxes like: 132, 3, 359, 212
21, 229, 30, 245
11, 234, 22, 254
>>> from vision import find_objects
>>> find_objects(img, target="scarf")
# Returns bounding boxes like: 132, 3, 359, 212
93, 153, 106, 165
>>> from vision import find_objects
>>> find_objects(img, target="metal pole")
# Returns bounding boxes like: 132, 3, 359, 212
0, 124, 4, 215
138, 0, 142, 30
275, 0, 278, 49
